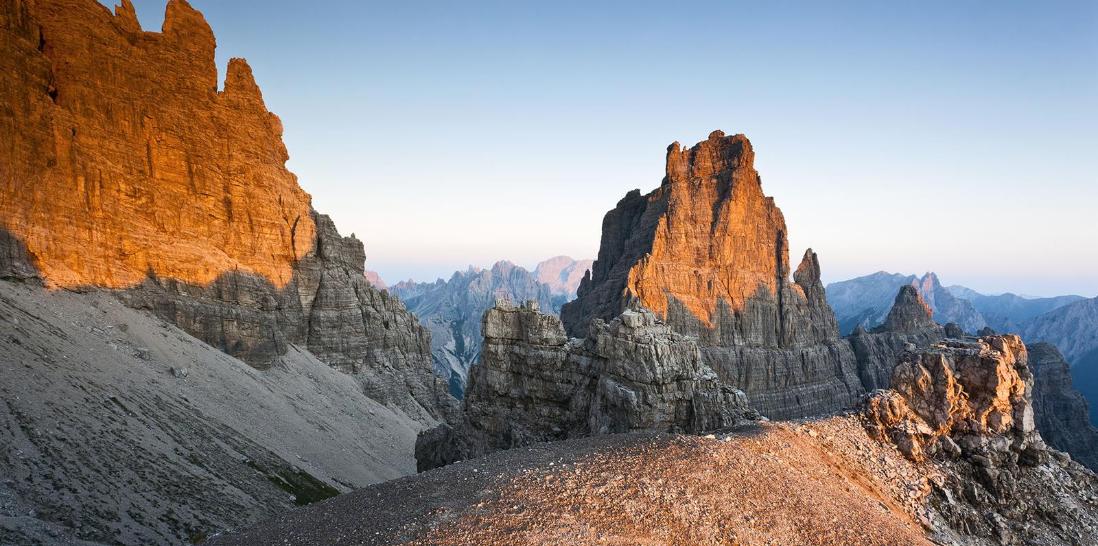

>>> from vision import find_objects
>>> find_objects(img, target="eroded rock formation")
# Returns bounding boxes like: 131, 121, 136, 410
862, 335, 1098, 544
560, 131, 863, 419
1, 0, 313, 289
1029, 342, 1098, 470
415, 300, 754, 470
0, 0, 454, 423
850, 286, 945, 391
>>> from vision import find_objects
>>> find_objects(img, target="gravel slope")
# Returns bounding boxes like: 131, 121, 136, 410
0, 280, 420, 544
214, 420, 933, 546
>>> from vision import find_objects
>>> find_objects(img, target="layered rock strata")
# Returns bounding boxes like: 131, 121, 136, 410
0, 0, 454, 423
560, 131, 863, 419
415, 300, 754, 470
862, 335, 1098, 544
1028, 342, 1098, 470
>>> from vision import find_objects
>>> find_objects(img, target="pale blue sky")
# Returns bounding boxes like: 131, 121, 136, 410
113, 1, 1097, 296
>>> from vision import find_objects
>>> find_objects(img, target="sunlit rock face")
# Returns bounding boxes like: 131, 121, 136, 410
0, 0, 455, 424
561, 131, 863, 419
0, 0, 315, 290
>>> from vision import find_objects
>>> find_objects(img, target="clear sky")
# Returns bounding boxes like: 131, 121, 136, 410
113, 1, 1097, 297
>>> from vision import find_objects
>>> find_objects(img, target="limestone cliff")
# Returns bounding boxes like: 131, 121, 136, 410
0, 0, 313, 289
1029, 342, 1098, 470
560, 131, 863, 419
415, 300, 754, 471
0, 0, 454, 423
533, 256, 593, 298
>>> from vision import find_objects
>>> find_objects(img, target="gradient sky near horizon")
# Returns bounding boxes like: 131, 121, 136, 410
114, 1, 1097, 297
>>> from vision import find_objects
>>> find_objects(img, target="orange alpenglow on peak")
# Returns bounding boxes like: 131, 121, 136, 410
0, 0, 315, 289
626, 130, 788, 326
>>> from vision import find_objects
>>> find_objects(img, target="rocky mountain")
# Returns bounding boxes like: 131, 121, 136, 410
390, 261, 559, 397
827, 272, 987, 334
416, 300, 755, 470
1023, 296, 1098, 364
223, 334, 1098, 546
561, 131, 863, 419
364, 270, 387, 290
0, 1, 455, 542
1028, 343, 1098, 470
848, 286, 944, 391
533, 256, 593, 297
948, 287, 1084, 333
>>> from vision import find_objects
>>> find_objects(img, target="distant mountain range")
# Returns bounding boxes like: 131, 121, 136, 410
390, 257, 592, 397
826, 272, 987, 334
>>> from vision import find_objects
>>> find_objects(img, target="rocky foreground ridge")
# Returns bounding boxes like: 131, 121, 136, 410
219, 333, 1098, 545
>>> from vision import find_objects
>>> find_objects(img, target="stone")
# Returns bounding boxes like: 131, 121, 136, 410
849, 285, 944, 391
416, 301, 754, 470
560, 131, 863, 419
0, 0, 314, 291
826, 272, 987, 335
0, 0, 456, 425
944, 322, 965, 338
1028, 342, 1098, 470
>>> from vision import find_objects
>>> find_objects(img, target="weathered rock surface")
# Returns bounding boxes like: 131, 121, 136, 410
364, 270, 387, 290
0, 0, 455, 424
416, 301, 754, 470
391, 261, 560, 398
827, 272, 988, 335
1029, 342, 1098, 470
0, 0, 314, 290
561, 131, 863, 419
533, 255, 593, 298
850, 286, 944, 392
863, 335, 1098, 544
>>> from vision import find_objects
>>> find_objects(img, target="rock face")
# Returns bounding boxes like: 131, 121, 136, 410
827, 272, 988, 335
1029, 342, 1098, 470
560, 131, 863, 419
364, 270, 387, 290
415, 301, 753, 471
533, 256, 594, 298
391, 261, 560, 398
0, 0, 454, 423
862, 335, 1098, 544
849, 286, 944, 391
0, 0, 314, 290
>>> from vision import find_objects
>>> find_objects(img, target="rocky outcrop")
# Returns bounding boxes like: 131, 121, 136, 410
0, 0, 454, 423
561, 131, 863, 419
849, 286, 944, 391
415, 301, 754, 470
863, 335, 1098, 544
827, 272, 988, 335
1029, 342, 1098, 470
391, 261, 560, 398
533, 256, 593, 298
